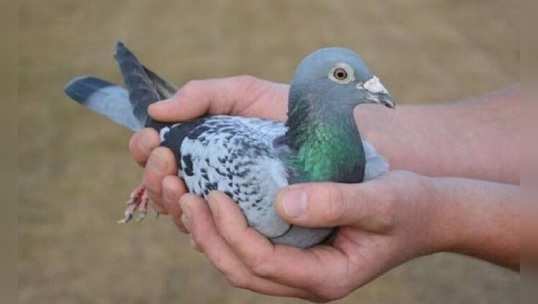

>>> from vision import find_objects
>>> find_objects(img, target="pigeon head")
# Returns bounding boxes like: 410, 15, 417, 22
285, 48, 394, 183
290, 47, 394, 112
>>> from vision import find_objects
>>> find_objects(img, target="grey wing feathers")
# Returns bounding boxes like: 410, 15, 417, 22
363, 139, 390, 180
64, 42, 178, 132
114, 42, 161, 126
143, 66, 177, 99
64, 76, 143, 131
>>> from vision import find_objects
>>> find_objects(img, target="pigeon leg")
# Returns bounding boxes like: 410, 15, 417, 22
134, 190, 150, 222
118, 184, 150, 224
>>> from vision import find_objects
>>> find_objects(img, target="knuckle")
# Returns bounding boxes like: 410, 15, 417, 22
360, 184, 396, 232
234, 75, 260, 93
154, 146, 172, 159
251, 262, 271, 277
322, 185, 347, 223
235, 75, 258, 85
246, 255, 272, 277
377, 193, 396, 225
144, 173, 162, 194
225, 272, 249, 289
179, 80, 202, 97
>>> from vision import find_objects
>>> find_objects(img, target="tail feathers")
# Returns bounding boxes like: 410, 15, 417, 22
64, 42, 178, 132
114, 42, 163, 128
64, 76, 144, 131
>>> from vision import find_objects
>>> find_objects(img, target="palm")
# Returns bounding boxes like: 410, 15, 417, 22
325, 227, 400, 290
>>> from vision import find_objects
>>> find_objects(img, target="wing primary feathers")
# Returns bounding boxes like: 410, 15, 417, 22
143, 66, 178, 99
114, 41, 161, 127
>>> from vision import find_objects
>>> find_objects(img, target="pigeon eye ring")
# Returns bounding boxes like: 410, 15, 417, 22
329, 63, 355, 84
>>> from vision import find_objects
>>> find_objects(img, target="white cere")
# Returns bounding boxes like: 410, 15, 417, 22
361, 76, 389, 95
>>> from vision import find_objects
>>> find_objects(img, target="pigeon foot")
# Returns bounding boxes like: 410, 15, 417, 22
118, 184, 150, 224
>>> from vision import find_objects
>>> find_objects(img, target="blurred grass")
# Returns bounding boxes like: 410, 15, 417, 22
17, 1, 518, 303
2, 3, 19, 304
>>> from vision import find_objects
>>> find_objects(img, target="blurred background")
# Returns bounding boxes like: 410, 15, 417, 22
18, 1, 518, 303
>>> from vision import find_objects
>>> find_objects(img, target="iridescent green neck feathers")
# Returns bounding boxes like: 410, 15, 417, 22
284, 83, 365, 184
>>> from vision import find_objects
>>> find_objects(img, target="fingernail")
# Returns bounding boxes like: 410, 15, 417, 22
149, 100, 173, 117
162, 183, 175, 204
147, 151, 167, 172
181, 213, 191, 232
281, 189, 308, 218
138, 135, 154, 152
155, 98, 174, 105
207, 192, 220, 215
180, 202, 192, 231
190, 238, 201, 252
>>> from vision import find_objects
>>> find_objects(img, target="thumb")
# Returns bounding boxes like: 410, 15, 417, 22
275, 182, 395, 232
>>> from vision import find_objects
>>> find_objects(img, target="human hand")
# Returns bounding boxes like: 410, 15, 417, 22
127, 76, 519, 300
178, 171, 447, 301
128, 76, 289, 226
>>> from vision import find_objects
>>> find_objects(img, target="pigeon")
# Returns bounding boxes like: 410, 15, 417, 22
64, 42, 394, 248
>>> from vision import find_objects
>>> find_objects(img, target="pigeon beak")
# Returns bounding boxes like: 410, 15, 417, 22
356, 76, 395, 108
378, 94, 395, 108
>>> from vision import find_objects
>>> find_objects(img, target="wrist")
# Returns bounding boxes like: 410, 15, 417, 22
428, 178, 520, 268
424, 177, 463, 254
402, 175, 451, 257
426, 177, 496, 254
397, 175, 469, 257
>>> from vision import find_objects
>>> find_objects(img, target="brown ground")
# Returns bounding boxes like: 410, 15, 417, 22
18, 1, 519, 303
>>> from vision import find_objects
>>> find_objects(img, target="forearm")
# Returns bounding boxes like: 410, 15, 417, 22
429, 177, 520, 270
356, 86, 521, 183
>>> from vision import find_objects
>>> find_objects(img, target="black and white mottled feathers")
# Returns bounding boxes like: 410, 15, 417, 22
159, 115, 388, 248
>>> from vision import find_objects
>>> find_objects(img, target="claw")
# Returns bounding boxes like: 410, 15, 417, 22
135, 211, 147, 222
117, 214, 133, 224
117, 184, 152, 224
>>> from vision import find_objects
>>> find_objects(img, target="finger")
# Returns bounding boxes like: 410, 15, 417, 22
206, 191, 347, 292
161, 175, 187, 229
143, 147, 177, 209
128, 128, 160, 167
148, 77, 245, 122
274, 182, 395, 232
179, 194, 312, 299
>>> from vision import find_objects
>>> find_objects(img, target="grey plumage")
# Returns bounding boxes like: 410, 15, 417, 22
64, 76, 143, 131
64, 42, 391, 248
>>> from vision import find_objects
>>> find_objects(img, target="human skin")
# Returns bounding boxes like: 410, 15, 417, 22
128, 76, 520, 301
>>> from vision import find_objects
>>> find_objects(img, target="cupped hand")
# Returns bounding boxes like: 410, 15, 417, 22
178, 171, 445, 301
128, 76, 289, 226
